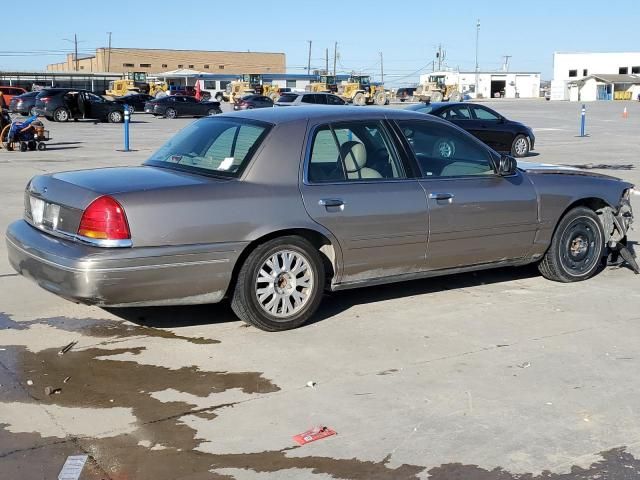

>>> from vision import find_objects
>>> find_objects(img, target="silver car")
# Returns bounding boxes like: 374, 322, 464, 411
275, 92, 345, 107
6, 107, 636, 331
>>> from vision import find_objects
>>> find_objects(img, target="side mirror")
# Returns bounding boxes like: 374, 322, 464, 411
498, 154, 517, 176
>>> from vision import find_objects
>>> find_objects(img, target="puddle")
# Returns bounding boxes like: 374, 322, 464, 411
427, 447, 640, 479
0, 311, 220, 345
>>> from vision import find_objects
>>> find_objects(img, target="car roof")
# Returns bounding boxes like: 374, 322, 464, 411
223, 105, 448, 125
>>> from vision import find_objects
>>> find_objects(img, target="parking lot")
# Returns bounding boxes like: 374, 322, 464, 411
1, 99, 640, 479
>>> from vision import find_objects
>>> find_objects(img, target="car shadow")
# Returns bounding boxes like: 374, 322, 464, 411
106, 264, 542, 330
48, 141, 83, 146
43, 146, 81, 151
524, 152, 540, 157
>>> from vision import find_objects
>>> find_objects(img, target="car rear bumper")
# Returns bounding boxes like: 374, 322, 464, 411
6, 220, 246, 307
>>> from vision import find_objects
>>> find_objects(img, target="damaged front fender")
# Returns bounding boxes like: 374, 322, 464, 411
598, 188, 638, 273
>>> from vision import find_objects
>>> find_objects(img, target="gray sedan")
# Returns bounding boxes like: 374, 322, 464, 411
5, 107, 636, 331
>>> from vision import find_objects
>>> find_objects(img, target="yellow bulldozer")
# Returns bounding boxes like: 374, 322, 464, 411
306, 75, 338, 93
225, 74, 280, 103
337, 75, 386, 106
105, 72, 168, 98
413, 74, 463, 103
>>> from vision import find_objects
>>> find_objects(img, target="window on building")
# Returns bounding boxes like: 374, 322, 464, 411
632, 66, 640, 74
286, 79, 296, 88
188, 64, 194, 69
80, 66, 84, 70
583, 69, 588, 76
123, 63, 134, 68
162, 64, 168, 68
178, 64, 184, 68
568, 70, 577, 77
140, 63, 151, 68
619, 67, 629, 74
204, 64, 210, 69
219, 65, 225, 70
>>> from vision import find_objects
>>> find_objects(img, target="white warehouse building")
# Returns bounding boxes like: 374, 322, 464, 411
551, 52, 640, 101
419, 71, 540, 99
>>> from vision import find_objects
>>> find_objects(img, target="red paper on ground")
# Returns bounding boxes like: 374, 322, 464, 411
293, 426, 337, 445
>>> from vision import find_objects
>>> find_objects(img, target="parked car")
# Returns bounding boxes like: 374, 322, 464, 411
275, 92, 346, 106
116, 93, 155, 113
34, 88, 126, 123
233, 94, 274, 110
0, 86, 27, 107
406, 102, 535, 157
9, 91, 39, 116
395, 87, 417, 102
6, 107, 635, 332
144, 96, 222, 118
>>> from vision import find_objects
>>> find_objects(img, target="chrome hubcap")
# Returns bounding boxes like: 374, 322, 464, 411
438, 141, 454, 158
515, 138, 527, 155
255, 250, 313, 318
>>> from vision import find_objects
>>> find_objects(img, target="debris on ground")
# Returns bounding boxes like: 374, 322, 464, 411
58, 341, 78, 356
293, 426, 337, 445
58, 454, 88, 480
63, 376, 71, 384
517, 362, 531, 369
306, 381, 317, 388
44, 386, 61, 396
26, 380, 33, 386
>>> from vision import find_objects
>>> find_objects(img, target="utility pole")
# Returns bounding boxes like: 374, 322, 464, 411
307, 40, 312, 76
325, 48, 329, 75
502, 55, 512, 72
379, 52, 384, 84
475, 19, 480, 97
107, 32, 112, 72
436, 44, 446, 71
74, 33, 78, 71
333, 42, 338, 77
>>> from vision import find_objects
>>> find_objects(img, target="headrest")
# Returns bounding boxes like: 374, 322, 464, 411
340, 141, 367, 172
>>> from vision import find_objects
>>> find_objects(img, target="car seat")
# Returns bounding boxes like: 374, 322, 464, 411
340, 141, 382, 180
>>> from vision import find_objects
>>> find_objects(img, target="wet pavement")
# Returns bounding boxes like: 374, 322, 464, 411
1, 100, 640, 479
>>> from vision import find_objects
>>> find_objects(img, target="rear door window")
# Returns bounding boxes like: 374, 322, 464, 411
301, 94, 315, 104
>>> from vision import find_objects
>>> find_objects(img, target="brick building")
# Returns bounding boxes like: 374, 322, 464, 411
47, 48, 286, 74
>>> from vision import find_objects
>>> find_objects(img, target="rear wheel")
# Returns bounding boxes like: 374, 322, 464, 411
231, 236, 325, 332
1, 124, 14, 150
206, 108, 219, 116
430, 91, 443, 102
53, 107, 70, 122
37, 142, 46, 151
449, 91, 463, 102
29, 106, 37, 117
374, 91, 386, 106
511, 134, 530, 157
108, 110, 123, 123
215, 93, 223, 102
353, 92, 366, 106
538, 207, 605, 282
164, 107, 177, 119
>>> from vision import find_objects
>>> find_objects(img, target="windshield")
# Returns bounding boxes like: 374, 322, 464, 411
145, 118, 271, 178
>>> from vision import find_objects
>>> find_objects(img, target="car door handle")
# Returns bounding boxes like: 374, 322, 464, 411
429, 193, 455, 202
319, 198, 345, 209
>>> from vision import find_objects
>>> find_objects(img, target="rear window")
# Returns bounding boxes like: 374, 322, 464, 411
277, 93, 298, 103
145, 118, 271, 178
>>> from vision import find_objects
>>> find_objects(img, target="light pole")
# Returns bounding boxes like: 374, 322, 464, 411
62, 34, 82, 71
475, 19, 480, 98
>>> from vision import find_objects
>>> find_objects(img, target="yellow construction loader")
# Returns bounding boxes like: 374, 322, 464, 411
337, 75, 386, 106
306, 75, 338, 93
413, 74, 463, 103
105, 72, 168, 98
225, 74, 280, 102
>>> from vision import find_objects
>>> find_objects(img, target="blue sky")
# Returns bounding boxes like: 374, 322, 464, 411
2, 0, 638, 85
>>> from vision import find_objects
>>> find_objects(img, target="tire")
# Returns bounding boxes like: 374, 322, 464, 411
28, 140, 36, 151
108, 110, 123, 123
19, 142, 28, 152
511, 134, 530, 157
449, 91, 463, 102
164, 107, 177, 119
430, 91, 443, 102
29, 106, 37, 117
353, 92, 366, 106
538, 206, 605, 283
215, 93, 223, 102
206, 108, 219, 116
373, 91, 386, 106
231, 236, 325, 332
400, 98, 406, 102
433, 137, 456, 158
53, 107, 70, 122
1, 124, 13, 150
20, 113, 28, 117
37, 142, 46, 151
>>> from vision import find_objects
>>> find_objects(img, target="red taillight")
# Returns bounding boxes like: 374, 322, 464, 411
78, 196, 130, 240
40, 97, 51, 103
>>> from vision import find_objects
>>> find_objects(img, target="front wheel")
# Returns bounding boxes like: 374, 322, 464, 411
231, 236, 325, 331
29, 106, 37, 117
164, 107, 177, 119
53, 107, 70, 122
352, 92, 366, 106
538, 207, 605, 282
430, 91, 444, 102
511, 134, 530, 157
206, 108, 220, 116
373, 91, 386, 106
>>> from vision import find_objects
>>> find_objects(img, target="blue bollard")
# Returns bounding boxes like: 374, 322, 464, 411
579, 104, 586, 137
123, 108, 130, 151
